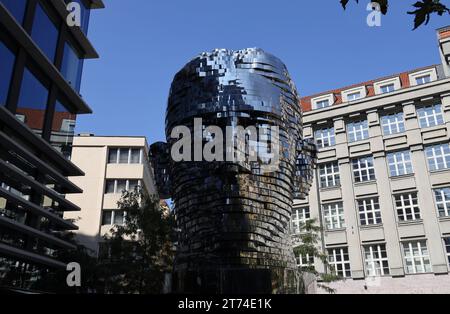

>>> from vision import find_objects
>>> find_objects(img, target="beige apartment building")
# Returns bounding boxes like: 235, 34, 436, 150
65, 135, 156, 256
292, 26, 450, 293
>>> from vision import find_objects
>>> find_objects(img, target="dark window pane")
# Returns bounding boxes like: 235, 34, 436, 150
113, 210, 125, 225
105, 181, 115, 194
1, 0, 27, 24
50, 99, 76, 159
61, 42, 84, 92
0, 40, 15, 106
102, 211, 112, 225
16, 67, 49, 135
130, 149, 141, 164
119, 149, 129, 163
108, 148, 118, 163
31, 3, 59, 62
128, 180, 139, 191
116, 180, 126, 193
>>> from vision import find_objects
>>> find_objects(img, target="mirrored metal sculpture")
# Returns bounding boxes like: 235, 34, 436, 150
150, 48, 317, 294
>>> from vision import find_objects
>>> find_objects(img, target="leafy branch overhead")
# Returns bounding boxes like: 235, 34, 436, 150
340, 0, 450, 29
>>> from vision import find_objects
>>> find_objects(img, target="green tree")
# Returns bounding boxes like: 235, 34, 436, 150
340, 0, 450, 29
293, 219, 341, 294
99, 188, 175, 294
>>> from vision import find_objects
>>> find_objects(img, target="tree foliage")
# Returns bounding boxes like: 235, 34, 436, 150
340, 0, 450, 29
99, 188, 175, 294
293, 219, 341, 294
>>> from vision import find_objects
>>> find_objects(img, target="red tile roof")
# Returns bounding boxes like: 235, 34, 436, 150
300, 65, 438, 113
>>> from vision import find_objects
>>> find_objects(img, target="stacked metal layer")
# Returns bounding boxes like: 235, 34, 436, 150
151, 48, 316, 293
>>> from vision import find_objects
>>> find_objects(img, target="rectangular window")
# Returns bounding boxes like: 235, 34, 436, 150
101, 210, 112, 225
444, 238, 450, 266
314, 127, 335, 149
31, 2, 59, 63
105, 179, 140, 194
380, 83, 395, 94
315, 99, 330, 110
425, 143, 450, 171
0, 40, 16, 106
328, 247, 351, 278
402, 241, 432, 274
387, 150, 413, 177
415, 75, 431, 85
381, 112, 405, 135
1, 0, 28, 24
358, 198, 382, 226
16, 67, 49, 134
322, 202, 345, 230
319, 162, 340, 188
364, 244, 389, 276
102, 210, 126, 226
295, 252, 314, 270
108, 148, 119, 164
395, 193, 421, 221
347, 92, 361, 101
291, 207, 310, 234
417, 104, 444, 128
434, 187, 450, 217
116, 180, 127, 193
352, 156, 376, 183
61, 41, 84, 92
347, 120, 369, 143
130, 148, 142, 164
108, 148, 142, 164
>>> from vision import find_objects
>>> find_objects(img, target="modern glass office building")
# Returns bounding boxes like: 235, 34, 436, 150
0, 0, 103, 289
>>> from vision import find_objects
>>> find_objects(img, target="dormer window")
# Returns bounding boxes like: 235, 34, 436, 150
415, 75, 431, 85
380, 83, 395, 94
316, 99, 330, 109
347, 91, 361, 101
312, 94, 334, 110
409, 68, 437, 87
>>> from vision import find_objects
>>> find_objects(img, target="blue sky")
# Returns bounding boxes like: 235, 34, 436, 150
77, 0, 449, 144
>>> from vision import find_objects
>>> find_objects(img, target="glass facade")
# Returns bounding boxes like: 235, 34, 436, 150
0, 40, 15, 106
0, 0, 102, 289
0, 0, 28, 25
61, 42, 84, 92
16, 67, 49, 135
31, 2, 59, 63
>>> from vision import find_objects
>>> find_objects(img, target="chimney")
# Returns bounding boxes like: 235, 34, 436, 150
438, 26, 450, 77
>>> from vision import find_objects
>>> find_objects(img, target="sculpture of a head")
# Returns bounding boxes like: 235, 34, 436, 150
151, 48, 316, 294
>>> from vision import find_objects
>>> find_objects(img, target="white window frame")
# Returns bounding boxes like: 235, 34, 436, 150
358, 198, 382, 226
387, 150, 413, 177
434, 187, 450, 217
102, 209, 127, 226
108, 147, 143, 164
342, 86, 366, 103
381, 112, 405, 136
312, 94, 334, 110
352, 156, 376, 183
374, 77, 401, 95
416, 104, 444, 128
395, 193, 421, 221
347, 119, 369, 143
363, 244, 390, 276
322, 202, 345, 230
295, 251, 314, 269
409, 68, 437, 86
444, 237, 450, 266
314, 127, 335, 149
319, 162, 340, 188
291, 206, 310, 234
105, 179, 141, 194
425, 143, 450, 171
402, 241, 432, 274
328, 247, 351, 278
